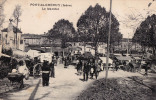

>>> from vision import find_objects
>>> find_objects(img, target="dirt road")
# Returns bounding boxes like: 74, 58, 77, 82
33, 64, 142, 100
4, 64, 150, 100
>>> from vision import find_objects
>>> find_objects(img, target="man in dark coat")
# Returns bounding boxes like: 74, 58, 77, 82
50, 60, 55, 78
144, 62, 150, 76
90, 59, 95, 79
77, 60, 82, 75
115, 61, 119, 71
83, 60, 90, 81
129, 61, 134, 72
42, 60, 50, 86
64, 57, 67, 68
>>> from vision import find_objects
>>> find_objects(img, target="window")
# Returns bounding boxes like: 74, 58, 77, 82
20, 40, 23, 44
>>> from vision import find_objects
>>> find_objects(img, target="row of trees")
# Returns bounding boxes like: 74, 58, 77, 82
133, 14, 156, 55
48, 4, 122, 56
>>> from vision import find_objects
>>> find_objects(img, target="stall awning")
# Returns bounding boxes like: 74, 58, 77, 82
133, 57, 141, 60
69, 47, 82, 51
115, 56, 133, 61
0, 53, 11, 58
13, 50, 27, 57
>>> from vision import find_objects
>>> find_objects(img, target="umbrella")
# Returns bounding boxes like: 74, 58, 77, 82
83, 52, 94, 59
78, 55, 87, 60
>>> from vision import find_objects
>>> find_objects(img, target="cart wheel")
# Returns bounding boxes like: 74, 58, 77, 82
19, 80, 24, 89
12, 82, 20, 89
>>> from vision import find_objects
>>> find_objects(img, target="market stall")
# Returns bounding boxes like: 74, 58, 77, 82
99, 57, 113, 70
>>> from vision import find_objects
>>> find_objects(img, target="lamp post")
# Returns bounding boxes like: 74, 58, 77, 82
105, 0, 112, 84
127, 33, 129, 55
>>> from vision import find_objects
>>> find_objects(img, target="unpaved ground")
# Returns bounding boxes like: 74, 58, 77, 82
1, 64, 155, 100
76, 77, 156, 100
33, 64, 143, 100
0, 77, 40, 100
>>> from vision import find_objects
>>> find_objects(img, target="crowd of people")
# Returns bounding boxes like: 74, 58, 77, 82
0, 53, 152, 88
76, 58, 102, 81
75, 56, 152, 82
111, 59, 151, 76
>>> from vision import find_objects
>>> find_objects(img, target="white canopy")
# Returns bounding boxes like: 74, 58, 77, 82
116, 56, 133, 61
40, 53, 53, 62
13, 49, 26, 57
99, 57, 113, 64
27, 49, 40, 58
133, 57, 141, 60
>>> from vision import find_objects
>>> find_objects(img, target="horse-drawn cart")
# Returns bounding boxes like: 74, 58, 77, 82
7, 73, 24, 89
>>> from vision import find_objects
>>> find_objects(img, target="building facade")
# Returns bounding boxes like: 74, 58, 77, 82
22, 33, 63, 55
1, 21, 24, 51
114, 38, 142, 53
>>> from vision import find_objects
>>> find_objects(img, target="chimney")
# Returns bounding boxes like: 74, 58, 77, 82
8, 19, 13, 32
9, 19, 13, 23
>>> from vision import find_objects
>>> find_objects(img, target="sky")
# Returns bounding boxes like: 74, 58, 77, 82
1, 0, 156, 38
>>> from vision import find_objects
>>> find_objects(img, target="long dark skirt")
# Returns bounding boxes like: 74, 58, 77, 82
42, 73, 50, 86
50, 68, 55, 77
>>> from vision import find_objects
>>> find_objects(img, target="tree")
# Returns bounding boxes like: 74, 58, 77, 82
133, 14, 156, 55
0, 0, 6, 28
13, 5, 22, 49
110, 32, 122, 53
48, 19, 76, 57
148, 0, 156, 7
77, 4, 121, 56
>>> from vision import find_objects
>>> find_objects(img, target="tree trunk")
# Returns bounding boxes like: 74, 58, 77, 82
61, 38, 65, 58
63, 48, 64, 57
111, 43, 114, 53
84, 42, 86, 53
153, 47, 156, 56
95, 44, 98, 57
16, 17, 19, 49
109, 42, 112, 53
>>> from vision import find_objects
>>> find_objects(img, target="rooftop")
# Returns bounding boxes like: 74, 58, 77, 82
1, 26, 22, 33
22, 33, 48, 39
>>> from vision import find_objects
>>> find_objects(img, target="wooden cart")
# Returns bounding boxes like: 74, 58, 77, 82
7, 73, 24, 89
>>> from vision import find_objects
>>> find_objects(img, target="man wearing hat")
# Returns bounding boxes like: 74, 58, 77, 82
42, 60, 50, 86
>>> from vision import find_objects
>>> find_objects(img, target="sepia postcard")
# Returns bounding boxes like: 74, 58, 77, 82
0, 0, 156, 100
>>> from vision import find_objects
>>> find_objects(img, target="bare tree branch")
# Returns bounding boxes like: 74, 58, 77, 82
0, 0, 6, 28
13, 5, 22, 23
